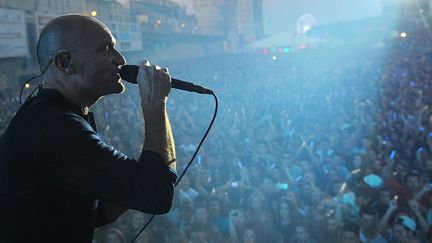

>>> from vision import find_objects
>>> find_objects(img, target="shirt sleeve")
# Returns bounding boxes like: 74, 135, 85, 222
38, 111, 177, 214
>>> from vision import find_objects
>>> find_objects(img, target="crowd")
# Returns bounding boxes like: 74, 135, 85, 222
2, 20, 432, 243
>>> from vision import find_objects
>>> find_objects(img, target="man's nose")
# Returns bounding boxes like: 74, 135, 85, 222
113, 49, 126, 65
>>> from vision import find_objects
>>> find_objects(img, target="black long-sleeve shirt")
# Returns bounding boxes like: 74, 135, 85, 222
0, 89, 177, 243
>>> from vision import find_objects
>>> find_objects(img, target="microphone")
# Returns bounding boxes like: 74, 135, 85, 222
119, 65, 214, 95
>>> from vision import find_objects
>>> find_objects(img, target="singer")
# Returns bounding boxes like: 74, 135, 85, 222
0, 14, 177, 242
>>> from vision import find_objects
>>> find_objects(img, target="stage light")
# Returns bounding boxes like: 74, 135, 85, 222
272, 55, 277, 60
263, 48, 269, 55
25, 83, 30, 88
400, 32, 407, 38
91, 10, 97, 17
283, 47, 290, 53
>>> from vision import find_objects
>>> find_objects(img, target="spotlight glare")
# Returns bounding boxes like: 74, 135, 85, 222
25, 83, 30, 88
272, 55, 277, 60
400, 32, 407, 38
90, 10, 97, 17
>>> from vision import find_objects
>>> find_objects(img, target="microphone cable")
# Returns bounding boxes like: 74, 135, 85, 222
129, 92, 218, 243
19, 59, 52, 104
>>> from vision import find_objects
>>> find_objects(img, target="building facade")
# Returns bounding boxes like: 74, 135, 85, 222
123, 0, 224, 62
193, 0, 263, 50
237, 0, 263, 45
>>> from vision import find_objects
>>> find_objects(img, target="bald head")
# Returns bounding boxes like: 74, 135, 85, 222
36, 14, 109, 71
36, 14, 125, 108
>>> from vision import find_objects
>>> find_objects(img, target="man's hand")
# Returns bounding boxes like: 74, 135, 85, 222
137, 60, 172, 110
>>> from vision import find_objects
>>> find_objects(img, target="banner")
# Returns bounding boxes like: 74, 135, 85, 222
0, 8, 28, 58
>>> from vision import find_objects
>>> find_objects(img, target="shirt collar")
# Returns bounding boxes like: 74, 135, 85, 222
36, 88, 97, 131
37, 88, 85, 115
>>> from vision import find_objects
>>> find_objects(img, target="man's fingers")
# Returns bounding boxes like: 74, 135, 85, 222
142, 59, 150, 66
140, 60, 165, 74
162, 67, 169, 74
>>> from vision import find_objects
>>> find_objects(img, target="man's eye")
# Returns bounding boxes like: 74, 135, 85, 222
100, 44, 112, 52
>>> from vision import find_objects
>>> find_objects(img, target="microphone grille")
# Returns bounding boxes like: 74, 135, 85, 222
119, 65, 139, 83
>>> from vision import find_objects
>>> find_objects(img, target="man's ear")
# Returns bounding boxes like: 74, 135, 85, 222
53, 51, 74, 74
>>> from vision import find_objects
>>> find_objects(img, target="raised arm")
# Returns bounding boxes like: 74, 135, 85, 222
378, 197, 397, 234
138, 60, 176, 170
